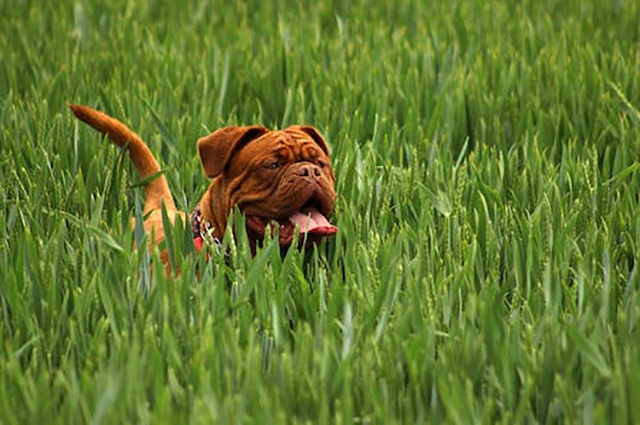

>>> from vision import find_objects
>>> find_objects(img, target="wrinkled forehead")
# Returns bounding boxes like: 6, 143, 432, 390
233, 130, 327, 163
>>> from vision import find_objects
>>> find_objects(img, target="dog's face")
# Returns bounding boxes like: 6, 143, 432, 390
198, 125, 337, 246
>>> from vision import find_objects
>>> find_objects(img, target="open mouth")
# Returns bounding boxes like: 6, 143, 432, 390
245, 196, 338, 246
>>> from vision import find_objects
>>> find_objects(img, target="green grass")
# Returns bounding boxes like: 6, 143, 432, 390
1, 0, 638, 423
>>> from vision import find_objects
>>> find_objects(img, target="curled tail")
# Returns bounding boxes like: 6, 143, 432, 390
68, 104, 176, 213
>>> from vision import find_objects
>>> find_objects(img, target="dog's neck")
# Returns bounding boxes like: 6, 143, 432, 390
198, 179, 229, 241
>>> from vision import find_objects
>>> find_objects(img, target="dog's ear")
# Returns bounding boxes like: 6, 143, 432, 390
287, 125, 330, 156
198, 125, 269, 178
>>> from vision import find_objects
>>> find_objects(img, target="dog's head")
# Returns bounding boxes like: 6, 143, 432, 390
198, 125, 337, 246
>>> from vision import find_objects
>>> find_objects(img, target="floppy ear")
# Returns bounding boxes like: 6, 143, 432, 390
287, 125, 330, 156
197, 125, 269, 178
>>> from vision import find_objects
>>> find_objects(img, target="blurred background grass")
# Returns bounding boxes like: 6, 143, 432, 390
0, 0, 638, 423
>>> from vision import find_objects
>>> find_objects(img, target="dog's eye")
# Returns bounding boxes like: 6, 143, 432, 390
317, 159, 326, 168
265, 161, 280, 170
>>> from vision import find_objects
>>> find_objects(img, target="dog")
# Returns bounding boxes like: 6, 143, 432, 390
68, 104, 337, 272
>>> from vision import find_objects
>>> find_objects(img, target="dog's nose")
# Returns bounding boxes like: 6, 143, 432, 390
296, 164, 321, 178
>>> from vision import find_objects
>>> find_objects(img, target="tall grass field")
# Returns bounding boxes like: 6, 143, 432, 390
1, 0, 638, 423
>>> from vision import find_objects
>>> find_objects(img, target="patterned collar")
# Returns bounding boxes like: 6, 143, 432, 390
190, 205, 222, 253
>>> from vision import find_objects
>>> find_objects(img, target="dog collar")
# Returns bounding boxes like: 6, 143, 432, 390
190, 205, 222, 253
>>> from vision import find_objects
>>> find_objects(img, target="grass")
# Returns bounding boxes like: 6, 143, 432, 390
1, 0, 638, 423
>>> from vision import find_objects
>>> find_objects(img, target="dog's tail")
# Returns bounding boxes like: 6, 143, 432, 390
68, 104, 176, 213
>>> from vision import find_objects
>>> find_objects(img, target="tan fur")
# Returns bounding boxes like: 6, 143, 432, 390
69, 103, 336, 274
69, 104, 184, 249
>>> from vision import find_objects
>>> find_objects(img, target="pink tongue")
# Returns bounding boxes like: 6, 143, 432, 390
288, 208, 337, 235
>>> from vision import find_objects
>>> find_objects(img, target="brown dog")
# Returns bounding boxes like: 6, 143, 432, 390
68, 104, 337, 268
